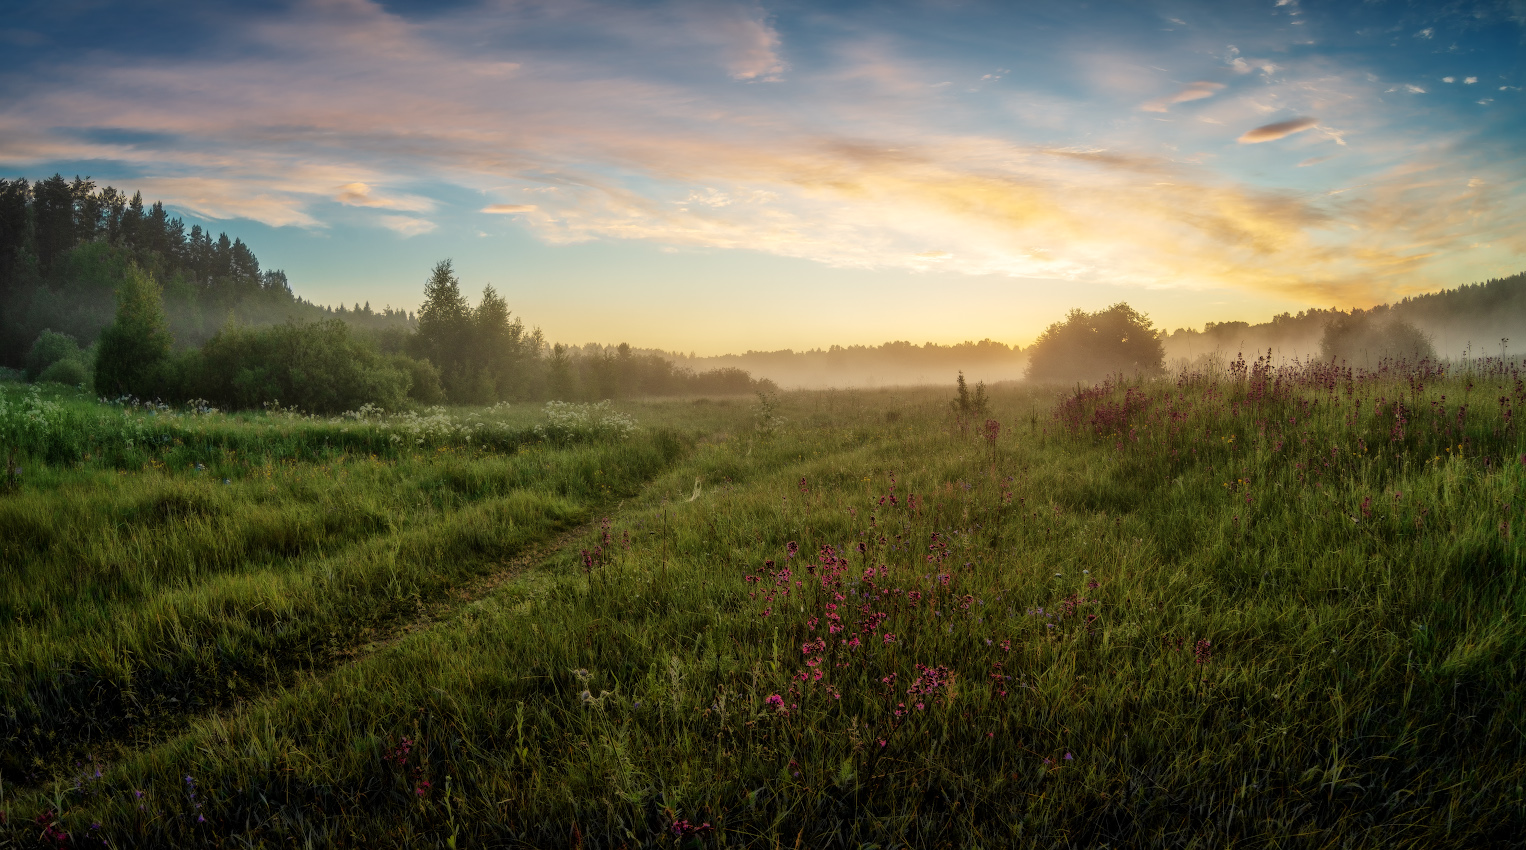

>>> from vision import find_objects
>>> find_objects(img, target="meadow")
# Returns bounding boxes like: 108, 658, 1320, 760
0, 355, 1522, 848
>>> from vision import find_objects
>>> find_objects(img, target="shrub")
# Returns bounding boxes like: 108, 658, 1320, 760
23, 330, 85, 381
950, 371, 988, 416
1025, 303, 1165, 383
395, 354, 446, 404
36, 358, 90, 388
190, 319, 410, 413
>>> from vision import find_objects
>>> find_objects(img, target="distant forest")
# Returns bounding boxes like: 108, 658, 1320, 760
4, 174, 1523, 409
1163, 272, 1526, 366
0, 175, 403, 366
0, 175, 767, 412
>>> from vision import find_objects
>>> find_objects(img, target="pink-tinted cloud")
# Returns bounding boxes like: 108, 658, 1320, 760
715, 5, 786, 80
335, 182, 435, 211
1238, 116, 1319, 143
1140, 81, 1224, 112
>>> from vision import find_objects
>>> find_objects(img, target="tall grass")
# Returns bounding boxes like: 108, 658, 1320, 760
0, 387, 705, 785
0, 368, 1521, 847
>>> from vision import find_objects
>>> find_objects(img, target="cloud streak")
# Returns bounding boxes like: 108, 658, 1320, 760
1140, 81, 1224, 112
335, 182, 435, 212
378, 215, 437, 237
1238, 116, 1319, 144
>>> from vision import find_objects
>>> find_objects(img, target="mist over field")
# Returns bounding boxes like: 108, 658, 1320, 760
675, 339, 1026, 390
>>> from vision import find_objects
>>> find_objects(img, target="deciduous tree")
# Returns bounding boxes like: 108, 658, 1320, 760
1025, 303, 1165, 383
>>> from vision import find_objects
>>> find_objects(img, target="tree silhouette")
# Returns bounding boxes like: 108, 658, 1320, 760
1025, 303, 1165, 383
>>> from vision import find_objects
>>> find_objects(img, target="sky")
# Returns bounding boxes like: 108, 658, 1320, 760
1, 0, 1523, 354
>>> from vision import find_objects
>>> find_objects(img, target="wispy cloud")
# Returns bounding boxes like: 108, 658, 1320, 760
1237, 116, 1319, 143
130, 177, 323, 228
715, 4, 786, 81
377, 215, 437, 237
482, 204, 538, 214
335, 182, 435, 212
1140, 81, 1224, 112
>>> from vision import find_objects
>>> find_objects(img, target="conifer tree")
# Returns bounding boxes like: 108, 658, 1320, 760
0, 179, 29, 303
31, 174, 75, 278
414, 260, 473, 394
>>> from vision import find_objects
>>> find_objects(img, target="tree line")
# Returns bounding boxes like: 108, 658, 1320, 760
0, 174, 412, 370
1022, 274, 1526, 384
3, 175, 770, 412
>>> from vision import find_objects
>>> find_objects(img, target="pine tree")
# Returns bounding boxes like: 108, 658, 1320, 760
0, 179, 29, 304
94, 263, 173, 399
473, 284, 530, 398
31, 174, 75, 278
414, 260, 472, 393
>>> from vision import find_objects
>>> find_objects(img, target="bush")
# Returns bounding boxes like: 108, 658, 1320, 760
1025, 303, 1165, 383
23, 330, 85, 381
36, 358, 90, 388
189, 319, 411, 413
1319, 312, 1436, 365
395, 354, 446, 404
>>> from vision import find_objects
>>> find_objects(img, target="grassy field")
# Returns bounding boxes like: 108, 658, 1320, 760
0, 359, 1522, 848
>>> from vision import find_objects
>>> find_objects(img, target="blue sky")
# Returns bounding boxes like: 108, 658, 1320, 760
2, 0, 1522, 353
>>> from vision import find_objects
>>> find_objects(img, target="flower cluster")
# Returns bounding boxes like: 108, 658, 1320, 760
671, 818, 714, 838
534, 400, 637, 442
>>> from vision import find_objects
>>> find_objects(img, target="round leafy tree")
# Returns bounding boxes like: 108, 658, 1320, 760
1025, 302, 1165, 383
1318, 312, 1435, 365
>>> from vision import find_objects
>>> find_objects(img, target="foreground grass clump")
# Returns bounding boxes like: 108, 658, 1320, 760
1, 367, 1522, 847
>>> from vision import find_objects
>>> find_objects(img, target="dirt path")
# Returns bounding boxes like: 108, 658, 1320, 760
338, 514, 602, 659
13, 515, 605, 793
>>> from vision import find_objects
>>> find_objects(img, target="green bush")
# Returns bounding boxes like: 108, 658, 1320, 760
23, 329, 85, 381
36, 357, 90, 388
189, 318, 410, 413
394, 354, 446, 404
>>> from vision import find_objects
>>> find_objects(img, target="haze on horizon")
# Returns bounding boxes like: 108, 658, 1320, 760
1, 0, 1522, 356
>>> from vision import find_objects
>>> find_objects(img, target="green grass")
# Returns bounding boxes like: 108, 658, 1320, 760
0, 370, 1522, 848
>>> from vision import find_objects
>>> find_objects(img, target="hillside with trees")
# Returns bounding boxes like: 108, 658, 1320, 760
1, 176, 771, 412
0, 175, 406, 369
1163, 271, 1526, 366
